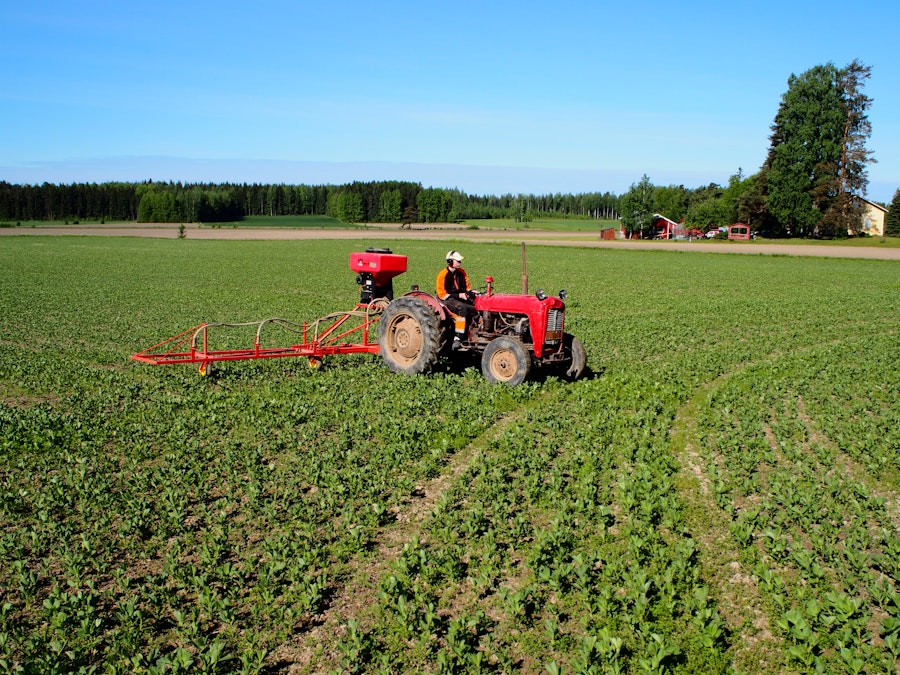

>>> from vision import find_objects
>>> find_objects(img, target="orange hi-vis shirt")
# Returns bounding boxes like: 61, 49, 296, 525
436, 267, 471, 300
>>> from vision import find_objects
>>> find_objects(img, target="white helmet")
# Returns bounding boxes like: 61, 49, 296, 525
446, 250, 464, 262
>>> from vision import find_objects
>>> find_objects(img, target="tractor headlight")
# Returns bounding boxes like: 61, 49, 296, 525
535, 289, 547, 301
559, 289, 568, 300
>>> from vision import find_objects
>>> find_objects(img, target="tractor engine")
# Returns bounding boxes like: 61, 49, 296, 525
484, 311, 530, 341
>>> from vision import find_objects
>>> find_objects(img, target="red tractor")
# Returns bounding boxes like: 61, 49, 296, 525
134, 248, 586, 387
359, 248, 586, 386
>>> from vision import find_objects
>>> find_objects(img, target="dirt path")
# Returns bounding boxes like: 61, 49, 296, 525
3, 223, 899, 260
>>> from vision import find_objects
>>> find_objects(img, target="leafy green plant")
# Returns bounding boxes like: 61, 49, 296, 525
0, 237, 897, 673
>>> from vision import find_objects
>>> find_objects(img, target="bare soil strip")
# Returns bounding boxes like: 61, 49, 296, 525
3, 223, 899, 259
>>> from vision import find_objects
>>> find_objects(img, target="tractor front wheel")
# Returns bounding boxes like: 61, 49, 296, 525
379, 296, 442, 375
481, 337, 531, 386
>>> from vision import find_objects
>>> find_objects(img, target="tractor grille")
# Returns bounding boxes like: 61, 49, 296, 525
545, 309, 564, 343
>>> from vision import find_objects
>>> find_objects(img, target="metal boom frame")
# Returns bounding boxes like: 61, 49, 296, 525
131, 302, 386, 372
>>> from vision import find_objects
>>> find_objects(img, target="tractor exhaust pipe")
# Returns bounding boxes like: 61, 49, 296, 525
521, 241, 528, 295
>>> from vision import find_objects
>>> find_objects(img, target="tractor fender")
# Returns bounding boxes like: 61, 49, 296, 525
401, 290, 450, 321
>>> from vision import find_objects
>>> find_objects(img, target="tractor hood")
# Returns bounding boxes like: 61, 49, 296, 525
475, 293, 565, 313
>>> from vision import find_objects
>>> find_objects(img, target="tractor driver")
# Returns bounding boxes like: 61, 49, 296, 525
436, 250, 478, 347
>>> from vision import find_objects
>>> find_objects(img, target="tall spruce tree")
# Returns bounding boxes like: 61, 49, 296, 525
761, 61, 875, 238
817, 60, 876, 236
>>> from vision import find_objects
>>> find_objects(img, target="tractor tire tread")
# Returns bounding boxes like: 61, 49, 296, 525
379, 296, 442, 375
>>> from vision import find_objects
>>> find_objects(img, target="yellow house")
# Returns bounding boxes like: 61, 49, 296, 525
856, 197, 888, 236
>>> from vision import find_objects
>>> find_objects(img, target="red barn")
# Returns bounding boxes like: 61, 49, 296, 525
650, 214, 702, 240
652, 214, 679, 239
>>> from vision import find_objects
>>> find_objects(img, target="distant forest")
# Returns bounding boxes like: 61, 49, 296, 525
0, 180, 621, 224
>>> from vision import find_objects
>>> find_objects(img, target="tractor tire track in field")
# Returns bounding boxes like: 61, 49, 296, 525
791, 395, 900, 531
273, 392, 553, 673
670, 344, 900, 673
670, 368, 783, 672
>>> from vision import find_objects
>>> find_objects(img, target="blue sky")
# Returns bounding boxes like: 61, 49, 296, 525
2, 0, 898, 202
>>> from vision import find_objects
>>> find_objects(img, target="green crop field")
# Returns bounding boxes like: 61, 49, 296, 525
1, 236, 898, 674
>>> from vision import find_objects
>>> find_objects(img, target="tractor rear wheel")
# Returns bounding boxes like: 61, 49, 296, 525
379, 296, 442, 375
562, 333, 587, 380
481, 336, 531, 386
